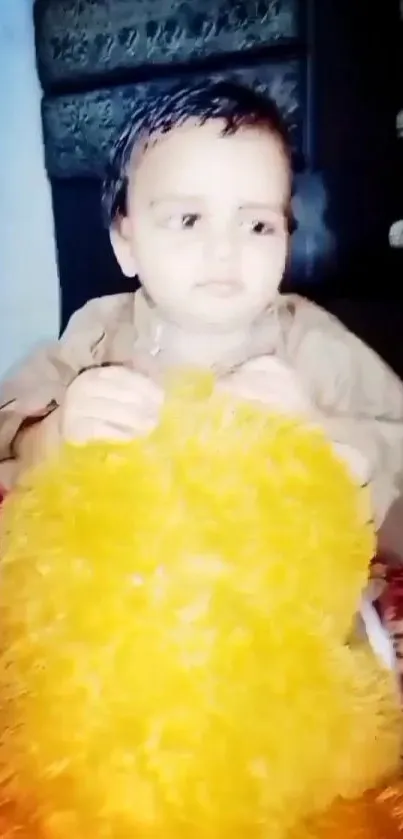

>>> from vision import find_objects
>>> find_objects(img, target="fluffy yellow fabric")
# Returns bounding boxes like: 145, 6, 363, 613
0, 375, 400, 839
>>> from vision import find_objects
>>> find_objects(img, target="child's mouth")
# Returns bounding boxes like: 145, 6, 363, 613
199, 281, 242, 297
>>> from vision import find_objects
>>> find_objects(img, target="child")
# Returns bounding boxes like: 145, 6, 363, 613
0, 80, 403, 548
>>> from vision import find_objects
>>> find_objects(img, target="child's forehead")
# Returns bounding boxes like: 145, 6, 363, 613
132, 117, 283, 164
128, 119, 290, 202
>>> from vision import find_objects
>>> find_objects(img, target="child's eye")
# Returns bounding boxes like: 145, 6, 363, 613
247, 220, 276, 236
182, 213, 200, 230
165, 213, 201, 231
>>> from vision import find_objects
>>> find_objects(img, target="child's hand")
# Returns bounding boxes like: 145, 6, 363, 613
219, 357, 370, 487
219, 356, 314, 416
61, 366, 164, 444
331, 442, 370, 488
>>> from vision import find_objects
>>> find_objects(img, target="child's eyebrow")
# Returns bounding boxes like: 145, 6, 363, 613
150, 198, 285, 213
149, 196, 202, 207
238, 202, 285, 214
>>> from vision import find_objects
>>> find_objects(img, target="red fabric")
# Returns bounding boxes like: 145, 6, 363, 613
370, 556, 403, 691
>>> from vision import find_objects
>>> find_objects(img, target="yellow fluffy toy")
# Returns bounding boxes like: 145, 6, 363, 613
0, 374, 401, 839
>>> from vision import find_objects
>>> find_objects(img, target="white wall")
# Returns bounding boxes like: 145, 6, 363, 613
0, 0, 60, 381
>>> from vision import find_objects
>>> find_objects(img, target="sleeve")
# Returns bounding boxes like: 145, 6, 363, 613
284, 297, 403, 528
0, 296, 113, 470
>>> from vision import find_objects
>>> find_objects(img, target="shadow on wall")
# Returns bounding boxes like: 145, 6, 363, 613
289, 172, 336, 284
0, 0, 59, 381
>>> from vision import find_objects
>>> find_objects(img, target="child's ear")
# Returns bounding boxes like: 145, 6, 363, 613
109, 215, 137, 278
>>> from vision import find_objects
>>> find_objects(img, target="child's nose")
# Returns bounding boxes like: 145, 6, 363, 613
206, 228, 236, 276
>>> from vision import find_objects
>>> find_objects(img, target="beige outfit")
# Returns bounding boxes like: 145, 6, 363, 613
1, 290, 403, 537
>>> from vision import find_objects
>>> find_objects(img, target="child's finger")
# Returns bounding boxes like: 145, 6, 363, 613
333, 442, 371, 486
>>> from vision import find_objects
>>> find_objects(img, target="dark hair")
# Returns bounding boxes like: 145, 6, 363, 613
101, 79, 294, 229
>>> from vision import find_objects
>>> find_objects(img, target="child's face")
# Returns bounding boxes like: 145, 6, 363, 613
112, 119, 290, 332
